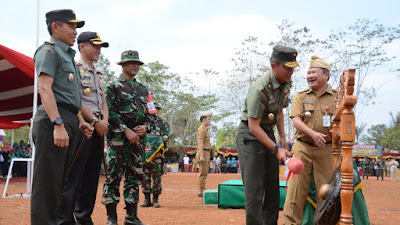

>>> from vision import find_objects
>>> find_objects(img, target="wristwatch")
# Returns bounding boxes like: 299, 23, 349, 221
271, 145, 279, 155
52, 117, 63, 126
91, 116, 99, 124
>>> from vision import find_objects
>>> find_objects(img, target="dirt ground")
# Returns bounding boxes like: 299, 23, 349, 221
0, 172, 399, 225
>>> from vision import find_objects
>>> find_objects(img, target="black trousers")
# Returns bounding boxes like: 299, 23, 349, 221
31, 106, 79, 225
56, 130, 103, 225
236, 122, 279, 225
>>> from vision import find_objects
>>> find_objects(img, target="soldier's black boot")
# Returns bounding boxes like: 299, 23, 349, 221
105, 203, 118, 225
153, 194, 160, 208
124, 203, 145, 225
139, 193, 152, 207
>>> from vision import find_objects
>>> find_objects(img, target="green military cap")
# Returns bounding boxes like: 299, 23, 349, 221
78, 32, 109, 47
271, 45, 299, 68
117, 50, 144, 65
154, 102, 162, 109
309, 55, 331, 71
46, 9, 85, 28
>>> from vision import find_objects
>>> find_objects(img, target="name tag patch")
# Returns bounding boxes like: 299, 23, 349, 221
303, 100, 313, 104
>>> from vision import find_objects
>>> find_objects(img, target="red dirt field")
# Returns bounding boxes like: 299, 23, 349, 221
0, 172, 399, 225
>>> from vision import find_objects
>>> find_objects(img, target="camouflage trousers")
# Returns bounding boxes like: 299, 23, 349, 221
141, 158, 163, 195
102, 139, 144, 205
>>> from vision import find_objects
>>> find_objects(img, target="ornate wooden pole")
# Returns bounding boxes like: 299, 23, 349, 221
333, 69, 357, 225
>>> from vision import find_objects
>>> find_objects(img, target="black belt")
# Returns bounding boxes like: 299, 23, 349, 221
297, 139, 332, 146
203, 149, 211, 151
241, 120, 273, 130
57, 102, 80, 115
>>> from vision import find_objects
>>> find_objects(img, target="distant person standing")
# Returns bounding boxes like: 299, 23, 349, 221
377, 156, 385, 181
183, 154, 190, 172
215, 155, 221, 173
361, 156, 370, 180
196, 111, 213, 197
390, 157, 399, 181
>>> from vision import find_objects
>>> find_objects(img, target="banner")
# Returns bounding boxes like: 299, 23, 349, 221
144, 136, 166, 163
352, 145, 380, 157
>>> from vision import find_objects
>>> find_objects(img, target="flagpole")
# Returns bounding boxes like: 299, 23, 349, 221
30, 0, 40, 194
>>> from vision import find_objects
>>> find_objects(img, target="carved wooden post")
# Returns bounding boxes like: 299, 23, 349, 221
332, 69, 357, 225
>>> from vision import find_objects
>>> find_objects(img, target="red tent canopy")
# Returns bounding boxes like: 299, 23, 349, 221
0, 44, 37, 129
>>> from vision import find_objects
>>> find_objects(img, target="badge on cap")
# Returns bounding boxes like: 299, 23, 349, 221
305, 111, 311, 118
68, 73, 74, 82
84, 88, 91, 95
268, 113, 275, 120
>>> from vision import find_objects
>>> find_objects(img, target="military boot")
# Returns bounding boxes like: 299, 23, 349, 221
139, 193, 152, 207
105, 203, 118, 225
153, 194, 160, 208
124, 203, 145, 225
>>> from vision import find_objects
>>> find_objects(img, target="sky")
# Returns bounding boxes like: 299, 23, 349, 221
1, 0, 400, 133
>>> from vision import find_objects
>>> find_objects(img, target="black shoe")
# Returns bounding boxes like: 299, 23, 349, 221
105, 203, 118, 225
153, 194, 160, 208
139, 193, 152, 207
198, 193, 203, 197
124, 203, 145, 225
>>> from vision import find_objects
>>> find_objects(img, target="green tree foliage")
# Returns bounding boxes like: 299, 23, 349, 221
381, 125, 400, 149
214, 123, 237, 150
136, 61, 219, 149
361, 124, 387, 146
95, 54, 115, 84
2, 125, 30, 144
223, 36, 269, 117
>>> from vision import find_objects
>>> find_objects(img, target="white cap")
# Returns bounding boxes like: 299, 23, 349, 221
199, 111, 212, 118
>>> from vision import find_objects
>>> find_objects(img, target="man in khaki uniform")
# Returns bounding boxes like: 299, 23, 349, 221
283, 56, 336, 224
236, 45, 296, 225
196, 111, 212, 197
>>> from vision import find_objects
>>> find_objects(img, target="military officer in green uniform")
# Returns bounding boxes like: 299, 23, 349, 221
236, 45, 295, 225
102, 50, 157, 225
377, 156, 385, 180
31, 9, 93, 225
283, 56, 336, 224
140, 102, 170, 208
361, 155, 370, 180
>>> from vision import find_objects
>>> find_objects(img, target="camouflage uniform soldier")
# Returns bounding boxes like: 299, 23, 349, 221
102, 50, 156, 225
361, 155, 370, 180
377, 156, 385, 181
140, 102, 170, 208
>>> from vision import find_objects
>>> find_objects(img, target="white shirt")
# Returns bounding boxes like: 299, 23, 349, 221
183, 156, 190, 165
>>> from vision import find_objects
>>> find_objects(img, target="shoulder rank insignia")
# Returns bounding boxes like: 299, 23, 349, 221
44, 41, 55, 45
42, 47, 55, 54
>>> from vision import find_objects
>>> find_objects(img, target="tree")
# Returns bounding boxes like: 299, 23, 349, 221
360, 124, 387, 146
95, 54, 115, 84
223, 36, 269, 118
2, 125, 30, 144
136, 61, 221, 147
325, 19, 400, 116
355, 122, 367, 143
381, 125, 400, 149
